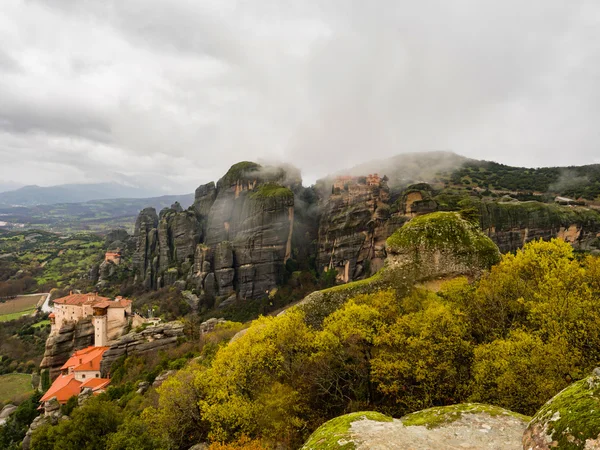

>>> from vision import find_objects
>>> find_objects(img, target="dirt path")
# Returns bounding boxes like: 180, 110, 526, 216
349, 413, 526, 450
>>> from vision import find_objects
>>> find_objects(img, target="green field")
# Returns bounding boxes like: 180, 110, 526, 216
32, 320, 50, 329
0, 373, 33, 405
0, 308, 36, 322
0, 295, 42, 322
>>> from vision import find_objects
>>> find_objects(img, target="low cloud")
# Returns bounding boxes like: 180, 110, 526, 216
0, 0, 599, 193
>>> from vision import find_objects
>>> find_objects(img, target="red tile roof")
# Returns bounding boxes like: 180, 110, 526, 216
40, 373, 81, 403
80, 377, 111, 391
48, 313, 55, 318
60, 346, 109, 372
93, 301, 111, 309
53, 293, 132, 309
53, 293, 111, 306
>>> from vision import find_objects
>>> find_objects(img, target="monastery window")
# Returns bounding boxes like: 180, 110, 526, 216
82, 374, 86, 379
96, 374, 99, 378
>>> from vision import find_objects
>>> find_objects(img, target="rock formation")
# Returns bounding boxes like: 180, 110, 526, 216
39, 318, 95, 380
130, 163, 600, 305
132, 162, 308, 307
385, 211, 501, 279
299, 210, 500, 326
100, 321, 185, 376
22, 398, 65, 450
523, 368, 600, 450
316, 174, 406, 283
302, 404, 529, 450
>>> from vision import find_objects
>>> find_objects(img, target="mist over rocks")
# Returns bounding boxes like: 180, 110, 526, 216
130, 157, 600, 309
132, 162, 309, 307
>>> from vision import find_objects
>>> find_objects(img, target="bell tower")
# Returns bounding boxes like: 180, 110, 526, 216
93, 305, 108, 347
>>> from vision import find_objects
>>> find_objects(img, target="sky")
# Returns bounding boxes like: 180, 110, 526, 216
1, 0, 599, 193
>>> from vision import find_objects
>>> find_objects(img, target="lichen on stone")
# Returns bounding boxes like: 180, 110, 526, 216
524, 372, 600, 450
401, 403, 530, 429
301, 411, 393, 450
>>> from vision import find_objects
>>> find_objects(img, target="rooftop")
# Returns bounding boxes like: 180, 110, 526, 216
53, 292, 132, 309
40, 373, 81, 403
53, 293, 111, 306
60, 346, 109, 372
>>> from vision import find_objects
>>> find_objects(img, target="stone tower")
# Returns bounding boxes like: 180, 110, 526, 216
92, 305, 108, 347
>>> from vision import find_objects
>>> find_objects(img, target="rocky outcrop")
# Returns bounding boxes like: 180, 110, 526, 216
0, 404, 17, 425
100, 321, 185, 376
316, 175, 405, 283
40, 318, 94, 380
133, 207, 159, 289
302, 404, 529, 450
130, 164, 600, 309
132, 162, 304, 305
299, 210, 500, 327
385, 211, 501, 280
22, 399, 65, 450
476, 200, 600, 253
523, 368, 600, 450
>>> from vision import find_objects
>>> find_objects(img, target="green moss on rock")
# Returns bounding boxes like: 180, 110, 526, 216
302, 411, 393, 450
249, 183, 293, 201
524, 371, 600, 450
401, 403, 530, 429
220, 161, 261, 186
386, 211, 501, 269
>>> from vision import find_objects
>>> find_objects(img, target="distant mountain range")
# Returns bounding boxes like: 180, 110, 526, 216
0, 193, 194, 233
0, 183, 164, 207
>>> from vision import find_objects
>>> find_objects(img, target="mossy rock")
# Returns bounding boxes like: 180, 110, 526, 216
219, 161, 261, 186
249, 183, 294, 201
401, 403, 530, 429
523, 370, 600, 450
302, 411, 393, 450
386, 211, 501, 272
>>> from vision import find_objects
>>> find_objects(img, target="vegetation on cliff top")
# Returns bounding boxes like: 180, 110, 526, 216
386, 211, 501, 268
401, 403, 529, 429
249, 183, 293, 201
220, 161, 262, 186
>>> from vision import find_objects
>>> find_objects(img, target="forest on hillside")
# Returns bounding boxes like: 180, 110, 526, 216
3, 239, 599, 449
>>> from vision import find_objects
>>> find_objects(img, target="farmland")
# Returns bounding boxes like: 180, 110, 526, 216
0, 373, 33, 406
0, 295, 43, 322
0, 230, 107, 295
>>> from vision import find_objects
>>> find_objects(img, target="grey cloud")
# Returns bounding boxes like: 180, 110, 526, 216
1, 0, 600, 192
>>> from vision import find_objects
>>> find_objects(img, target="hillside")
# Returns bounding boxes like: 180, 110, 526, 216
338, 151, 600, 199
7, 213, 600, 450
3, 155, 600, 449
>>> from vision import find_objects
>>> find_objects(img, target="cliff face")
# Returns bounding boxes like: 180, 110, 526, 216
316, 176, 406, 283
475, 200, 600, 253
132, 162, 304, 306
132, 165, 600, 302
100, 321, 185, 376
39, 319, 95, 380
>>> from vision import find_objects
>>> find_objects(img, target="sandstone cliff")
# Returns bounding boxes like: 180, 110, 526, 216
132, 162, 309, 307
131, 164, 600, 305
99, 321, 185, 376
39, 318, 95, 380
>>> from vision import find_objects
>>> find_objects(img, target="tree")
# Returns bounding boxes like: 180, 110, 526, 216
470, 330, 577, 415
31, 397, 122, 450
372, 297, 472, 415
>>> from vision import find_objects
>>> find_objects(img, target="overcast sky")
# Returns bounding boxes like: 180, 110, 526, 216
1, 0, 599, 193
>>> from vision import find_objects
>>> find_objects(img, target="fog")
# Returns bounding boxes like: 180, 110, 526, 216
1, 1, 599, 193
